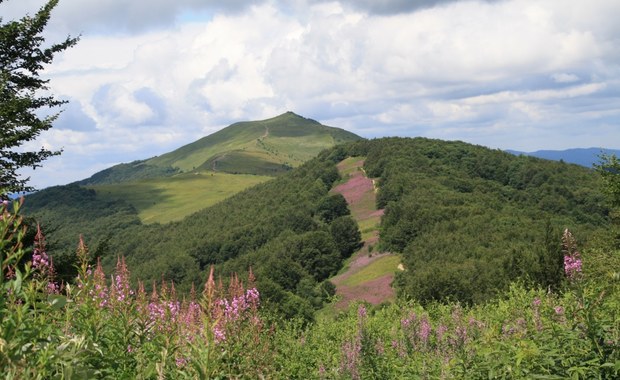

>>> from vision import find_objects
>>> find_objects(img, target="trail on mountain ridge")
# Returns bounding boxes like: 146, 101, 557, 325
329, 157, 400, 310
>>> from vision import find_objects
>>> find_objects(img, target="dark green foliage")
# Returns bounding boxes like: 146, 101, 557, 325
23, 136, 611, 315
77, 160, 179, 185
316, 193, 350, 223
595, 153, 620, 207
361, 137, 608, 304
330, 215, 362, 258
26, 156, 350, 319
23, 184, 141, 282
0, 0, 78, 193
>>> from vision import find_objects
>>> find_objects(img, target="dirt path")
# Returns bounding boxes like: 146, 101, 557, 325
329, 158, 398, 310
261, 126, 269, 139
211, 153, 228, 172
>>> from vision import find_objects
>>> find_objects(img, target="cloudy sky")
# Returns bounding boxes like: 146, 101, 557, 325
5, 0, 620, 189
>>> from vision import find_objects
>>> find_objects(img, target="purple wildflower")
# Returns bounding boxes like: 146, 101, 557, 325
562, 229, 582, 281
357, 305, 367, 319
436, 324, 448, 343
418, 316, 431, 345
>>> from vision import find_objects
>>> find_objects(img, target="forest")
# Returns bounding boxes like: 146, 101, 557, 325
24, 137, 613, 319
2, 0, 618, 376
4, 136, 619, 378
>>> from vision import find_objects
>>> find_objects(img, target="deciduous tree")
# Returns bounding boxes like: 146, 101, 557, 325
0, 0, 78, 194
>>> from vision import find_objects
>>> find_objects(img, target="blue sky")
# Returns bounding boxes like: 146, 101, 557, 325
4, 0, 620, 189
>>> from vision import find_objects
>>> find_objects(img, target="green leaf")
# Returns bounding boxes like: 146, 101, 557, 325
12, 269, 22, 293
48, 294, 67, 310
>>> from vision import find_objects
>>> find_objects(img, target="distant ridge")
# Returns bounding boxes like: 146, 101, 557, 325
506, 147, 620, 168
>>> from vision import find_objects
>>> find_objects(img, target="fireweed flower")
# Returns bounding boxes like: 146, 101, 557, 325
357, 305, 367, 319
564, 254, 582, 280
562, 229, 582, 281
32, 224, 51, 273
418, 316, 431, 345
90, 259, 109, 308
110, 256, 134, 305
436, 324, 448, 343
31, 224, 60, 293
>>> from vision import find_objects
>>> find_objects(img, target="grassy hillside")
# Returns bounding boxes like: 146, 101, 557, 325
33, 112, 361, 225
90, 171, 271, 224
61, 112, 362, 224
145, 111, 360, 175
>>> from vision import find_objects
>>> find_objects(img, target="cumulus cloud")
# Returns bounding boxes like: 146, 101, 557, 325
2, 0, 503, 35
55, 99, 98, 131
552, 73, 580, 83
9, 0, 620, 188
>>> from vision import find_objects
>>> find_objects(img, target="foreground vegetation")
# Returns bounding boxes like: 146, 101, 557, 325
1, 198, 619, 378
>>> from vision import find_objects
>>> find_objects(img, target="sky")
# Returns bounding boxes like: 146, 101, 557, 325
4, 0, 620, 189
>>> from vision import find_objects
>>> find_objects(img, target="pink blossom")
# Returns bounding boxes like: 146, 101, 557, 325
562, 229, 582, 281
357, 305, 367, 319
175, 356, 189, 368
436, 324, 447, 343
213, 325, 226, 343
563, 254, 582, 280
418, 317, 431, 345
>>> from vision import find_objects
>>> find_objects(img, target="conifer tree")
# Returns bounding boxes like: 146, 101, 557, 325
0, 0, 78, 194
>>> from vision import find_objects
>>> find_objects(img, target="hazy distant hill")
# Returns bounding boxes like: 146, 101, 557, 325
79, 112, 361, 185
506, 148, 620, 168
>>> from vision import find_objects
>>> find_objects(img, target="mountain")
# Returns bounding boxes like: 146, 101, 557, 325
79, 112, 361, 185
42, 112, 362, 224
506, 147, 620, 168
24, 137, 611, 320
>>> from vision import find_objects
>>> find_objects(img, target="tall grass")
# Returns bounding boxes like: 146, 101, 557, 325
1, 198, 618, 378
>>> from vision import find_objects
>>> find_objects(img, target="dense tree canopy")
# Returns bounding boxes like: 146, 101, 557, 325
595, 153, 620, 208
0, 0, 78, 193
25, 137, 610, 315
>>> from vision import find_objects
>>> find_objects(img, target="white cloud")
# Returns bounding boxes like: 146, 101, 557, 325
7, 0, 620, 188
552, 73, 580, 83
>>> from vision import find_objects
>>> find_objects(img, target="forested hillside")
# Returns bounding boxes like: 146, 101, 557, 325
24, 137, 611, 319
359, 138, 608, 303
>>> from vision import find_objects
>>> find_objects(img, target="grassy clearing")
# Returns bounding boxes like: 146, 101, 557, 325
147, 112, 361, 173
358, 216, 381, 240
91, 171, 271, 224
339, 254, 401, 287
337, 156, 365, 177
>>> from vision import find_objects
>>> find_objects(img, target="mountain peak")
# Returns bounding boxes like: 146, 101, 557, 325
80, 113, 362, 185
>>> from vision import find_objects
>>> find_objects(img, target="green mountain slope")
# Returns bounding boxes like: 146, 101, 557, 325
61, 112, 362, 223
25, 137, 612, 321
79, 112, 361, 185
147, 111, 359, 173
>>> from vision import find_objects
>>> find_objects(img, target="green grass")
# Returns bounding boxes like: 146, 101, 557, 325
339, 254, 401, 287
358, 216, 381, 240
91, 171, 271, 224
337, 156, 365, 177
147, 112, 361, 173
